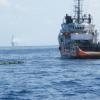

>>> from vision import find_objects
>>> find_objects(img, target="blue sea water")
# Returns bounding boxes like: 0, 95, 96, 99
0, 46, 100, 100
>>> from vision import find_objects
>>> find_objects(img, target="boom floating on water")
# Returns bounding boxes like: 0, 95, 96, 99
58, 0, 100, 58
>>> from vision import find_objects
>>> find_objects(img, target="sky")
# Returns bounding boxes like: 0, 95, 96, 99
0, 0, 99, 46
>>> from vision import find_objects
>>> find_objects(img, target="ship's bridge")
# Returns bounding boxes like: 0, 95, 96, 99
60, 22, 95, 33
71, 33, 93, 40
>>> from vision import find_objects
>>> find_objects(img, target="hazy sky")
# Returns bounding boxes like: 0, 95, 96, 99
0, 0, 99, 46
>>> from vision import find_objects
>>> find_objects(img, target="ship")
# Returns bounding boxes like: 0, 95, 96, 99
11, 35, 21, 47
58, 0, 100, 58
11, 35, 15, 47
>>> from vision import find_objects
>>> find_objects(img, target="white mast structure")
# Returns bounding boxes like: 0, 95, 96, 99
11, 35, 15, 47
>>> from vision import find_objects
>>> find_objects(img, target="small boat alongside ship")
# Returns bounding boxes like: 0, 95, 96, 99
58, 0, 100, 58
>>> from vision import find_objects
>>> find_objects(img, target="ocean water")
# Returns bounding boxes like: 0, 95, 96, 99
0, 46, 100, 100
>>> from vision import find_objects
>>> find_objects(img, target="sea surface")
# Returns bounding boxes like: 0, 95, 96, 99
0, 46, 100, 100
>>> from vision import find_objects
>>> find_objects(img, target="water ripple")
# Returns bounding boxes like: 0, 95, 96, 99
0, 47, 99, 100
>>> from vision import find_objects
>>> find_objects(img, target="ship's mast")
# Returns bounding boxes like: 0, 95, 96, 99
77, 0, 81, 23
74, 0, 83, 23
11, 35, 15, 47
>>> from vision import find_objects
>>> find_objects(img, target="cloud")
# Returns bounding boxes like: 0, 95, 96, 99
0, 0, 9, 7
15, 4, 28, 13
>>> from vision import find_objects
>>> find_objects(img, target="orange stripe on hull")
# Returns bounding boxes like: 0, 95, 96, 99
77, 48, 100, 58
78, 49, 88, 57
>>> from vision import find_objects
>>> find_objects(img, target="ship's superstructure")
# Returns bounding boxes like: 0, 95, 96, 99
58, 0, 100, 58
